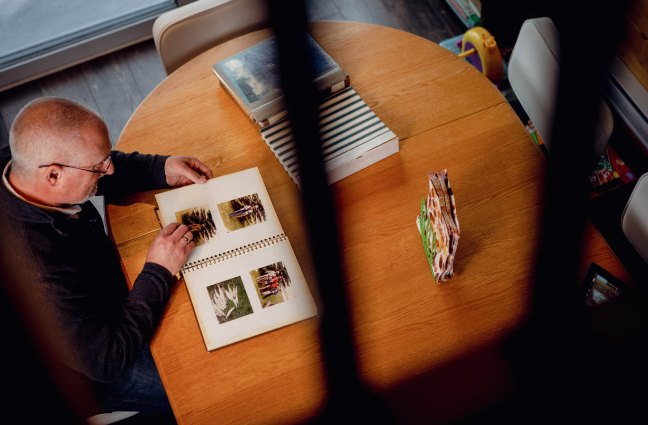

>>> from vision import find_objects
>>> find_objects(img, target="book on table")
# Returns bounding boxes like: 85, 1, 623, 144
212, 33, 399, 187
155, 167, 317, 352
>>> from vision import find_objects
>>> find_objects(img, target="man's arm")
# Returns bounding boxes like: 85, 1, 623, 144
97, 151, 169, 202
55, 262, 173, 383
97, 151, 214, 202
29, 223, 195, 383
69, 223, 194, 382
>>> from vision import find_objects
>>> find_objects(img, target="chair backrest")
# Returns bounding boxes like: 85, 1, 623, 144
87, 411, 138, 425
509, 17, 613, 158
153, 0, 270, 75
622, 173, 648, 263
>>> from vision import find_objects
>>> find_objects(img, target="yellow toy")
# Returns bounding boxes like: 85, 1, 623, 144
458, 27, 503, 83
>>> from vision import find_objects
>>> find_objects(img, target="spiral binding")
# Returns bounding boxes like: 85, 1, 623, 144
181, 233, 287, 274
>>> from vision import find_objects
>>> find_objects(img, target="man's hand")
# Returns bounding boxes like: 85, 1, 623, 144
165, 156, 214, 187
146, 223, 195, 275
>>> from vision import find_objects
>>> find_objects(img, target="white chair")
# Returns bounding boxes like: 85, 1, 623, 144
87, 411, 138, 425
152, 0, 270, 75
622, 173, 648, 263
508, 17, 613, 158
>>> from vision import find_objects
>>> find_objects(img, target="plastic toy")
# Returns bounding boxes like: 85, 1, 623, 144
458, 27, 504, 83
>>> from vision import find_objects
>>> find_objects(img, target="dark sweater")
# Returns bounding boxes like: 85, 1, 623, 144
0, 146, 172, 384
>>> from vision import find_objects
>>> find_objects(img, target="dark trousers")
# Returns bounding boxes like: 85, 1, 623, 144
95, 344, 173, 416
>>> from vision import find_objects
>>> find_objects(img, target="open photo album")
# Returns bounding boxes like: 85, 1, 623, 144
155, 168, 318, 352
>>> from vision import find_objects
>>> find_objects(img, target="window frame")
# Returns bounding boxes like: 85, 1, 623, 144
0, 0, 197, 92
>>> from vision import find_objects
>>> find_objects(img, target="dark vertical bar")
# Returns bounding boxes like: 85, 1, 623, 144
0, 251, 83, 423
504, 1, 634, 423
267, 0, 392, 422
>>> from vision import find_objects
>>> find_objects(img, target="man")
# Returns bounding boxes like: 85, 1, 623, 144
0, 97, 213, 416
261, 287, 280, 298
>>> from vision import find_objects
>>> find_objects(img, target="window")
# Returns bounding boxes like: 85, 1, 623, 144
0, 0, 187, 91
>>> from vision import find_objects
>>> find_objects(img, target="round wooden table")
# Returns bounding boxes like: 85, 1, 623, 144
108, 21, 630, 424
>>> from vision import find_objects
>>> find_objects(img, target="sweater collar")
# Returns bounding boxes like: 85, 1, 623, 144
0, 147, 83, 231
2, 160, 81, 216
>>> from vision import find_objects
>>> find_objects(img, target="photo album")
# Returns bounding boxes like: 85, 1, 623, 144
155, 168, 318, 352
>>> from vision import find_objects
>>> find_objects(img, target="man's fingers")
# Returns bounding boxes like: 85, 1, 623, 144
186, 168, 206, 184
161, 222, 181, 235
166, 156, 213, 187
171, 223, 189, 239
183, 230, 193, 242
185, 240, 195, 252
192, 159, 213, 180
175, 158, 205, 184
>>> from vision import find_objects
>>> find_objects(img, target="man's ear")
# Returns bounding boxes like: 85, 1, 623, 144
45, 166, 62, 187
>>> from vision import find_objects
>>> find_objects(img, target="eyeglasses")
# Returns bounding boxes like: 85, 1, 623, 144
39, 156, 112, 176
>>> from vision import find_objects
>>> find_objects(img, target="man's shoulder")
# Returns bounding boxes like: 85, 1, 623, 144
0, 207, 49, 291
0, 212, 95, 299
0, 206, 61, 261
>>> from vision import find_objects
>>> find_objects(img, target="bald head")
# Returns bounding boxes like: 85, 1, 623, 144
8, 97, 109, 181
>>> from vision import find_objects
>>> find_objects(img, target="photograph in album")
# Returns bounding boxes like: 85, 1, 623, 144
217, 193, 267, 232
250, 261, 296, 309
207, 276, 254, 324
175, 205, 219, 247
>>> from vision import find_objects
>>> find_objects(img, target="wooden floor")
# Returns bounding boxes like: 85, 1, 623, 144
0, 0, 464, 148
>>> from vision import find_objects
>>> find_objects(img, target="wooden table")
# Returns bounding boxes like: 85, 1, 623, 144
108, 22, 631, 424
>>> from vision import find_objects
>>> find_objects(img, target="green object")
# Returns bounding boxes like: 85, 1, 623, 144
530, 131, 539, 145
419, 197, 437, 279
467, 14, 482, 27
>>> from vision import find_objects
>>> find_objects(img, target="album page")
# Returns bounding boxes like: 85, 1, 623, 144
155, 168, 284, 265
183, 238, 318, 351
